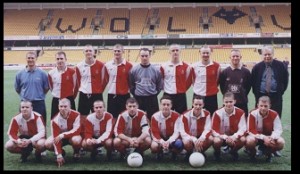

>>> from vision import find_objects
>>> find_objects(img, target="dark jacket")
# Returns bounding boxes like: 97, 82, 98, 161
251, 59, 289, 97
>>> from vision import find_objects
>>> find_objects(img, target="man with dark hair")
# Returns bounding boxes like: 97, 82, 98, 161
129, 48, 163, 120
180, 96, 213, 160
48, 51, 78, 119
211, 92, 246, 161
113, 97, 151, 159
150, 95, 183, 160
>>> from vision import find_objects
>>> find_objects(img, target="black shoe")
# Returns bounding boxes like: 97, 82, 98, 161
244, 148, 251, 155
134, 149, 144, 157
35, 151, 42, 162
20, 147, 32, 163
20, 155, 28, 163
120, 152, 127, 160
273, 150, 282, 157
250, 156, 257, 163
156, 152, 163, 160
214, 151, 221, 161
184, 152, 192, 162
201, 152, 207, 159
171, 152, 177, 161
106, 152, 112, 161
266, 155, 273, 163
90, 150, 97, 160
79, 148, 86, 157
230, 151, 239, 161
73, 153, 80, 162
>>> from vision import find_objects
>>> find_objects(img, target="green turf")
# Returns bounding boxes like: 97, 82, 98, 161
3, 69, 291, 170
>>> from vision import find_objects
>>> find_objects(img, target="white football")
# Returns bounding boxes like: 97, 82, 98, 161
127, 152, 143, 167
189, 152, 205, 168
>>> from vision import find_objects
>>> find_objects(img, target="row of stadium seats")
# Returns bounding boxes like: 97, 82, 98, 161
4, 48, 291, 65
4, 5, 290, 36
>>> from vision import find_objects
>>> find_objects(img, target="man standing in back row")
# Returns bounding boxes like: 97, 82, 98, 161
104, 44, 133, 119
15, 51, 49, 124
129, 47, 163, 120
48, 51, 78, 119
219, 49, 251, 116
251, 46, 289, 118
191, 45, 221, 116
160, 44, 192, 114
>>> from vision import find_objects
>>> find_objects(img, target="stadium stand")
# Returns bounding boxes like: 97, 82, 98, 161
4, 5, 291, 36
4, 3, 291, 68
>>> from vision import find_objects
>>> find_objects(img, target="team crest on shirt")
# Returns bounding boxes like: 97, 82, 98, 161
229, 84, 240, 93
240, 78, 243, 83
181, 70, 184, 74
123, 68, 126, 73
66, 76, 69, 80
95, 69, 99, 74
226, 77, 230, 81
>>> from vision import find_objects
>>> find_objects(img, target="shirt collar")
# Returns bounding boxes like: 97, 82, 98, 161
265, 61, 273, 67
166, 61, 183, 66
22, 112, 35, 122
222, 107, 236, 117
230, 63, 242, 70
258, 110, 270, 119
83, 59, 96, 66
191, 109, 205, 119
95, 112, 105, 121
199, 60, 213, 67
25, 66, 37, 72
56, 66, 67, 72
113, 58, 126, 66
160, 111, 172, 119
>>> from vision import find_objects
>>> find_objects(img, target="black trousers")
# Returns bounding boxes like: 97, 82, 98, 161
107, 93, 131, 119
78, 92, 103, 116
193, 94, 218, 117
163, 93, 187, 114
134, 95, 159, 121
235, 103, 249, 118
51, 96, 76, 119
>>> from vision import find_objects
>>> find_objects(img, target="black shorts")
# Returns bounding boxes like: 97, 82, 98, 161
78, 92, 103, 115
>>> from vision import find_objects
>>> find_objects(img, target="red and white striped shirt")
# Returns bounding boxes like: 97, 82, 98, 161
48, 67, 78, 98
7, 111, 45, 143
85, 112, 113, 143
151, 110, 181, 143
212, 107, 246, 139
192, 61, 221, 96
114, 109, 149, 137
104, 59, 133, 95
75, 60, 106, 94
160, 61, 192, 94
247, 109, 282, 140
51, 110, 81, 155
180, 109, 211, 142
